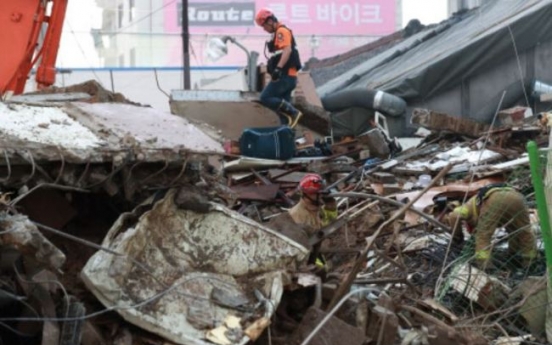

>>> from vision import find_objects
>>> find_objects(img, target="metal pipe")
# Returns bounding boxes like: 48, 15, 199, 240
182, 0, 191, 89
222, 36, 256, 91
527, 141, 552, 286
330, 192, 450, 231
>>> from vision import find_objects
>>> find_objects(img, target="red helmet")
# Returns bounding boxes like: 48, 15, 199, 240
299, 174, 324, 194
255, 8, 274, 26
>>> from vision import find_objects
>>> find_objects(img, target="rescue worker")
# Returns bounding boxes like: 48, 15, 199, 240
444, 184, 537, 269
537, 111, 552, 133
289, 174, 338, 270
289, 174, 338, 234
255, 8, 303, 128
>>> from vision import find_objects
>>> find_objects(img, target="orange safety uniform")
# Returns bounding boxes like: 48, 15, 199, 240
272, 24, 298, 77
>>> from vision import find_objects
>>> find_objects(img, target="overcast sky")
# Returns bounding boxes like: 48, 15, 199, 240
57, 0, 449, 68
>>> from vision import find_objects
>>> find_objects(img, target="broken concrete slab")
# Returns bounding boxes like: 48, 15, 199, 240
169, 90, 320, 140
0, 102, 105, 151
68, 102, 224, 155
170, 81, 331, 139
0, 100, 223, 166
9, 92, 92, 103
81, 188, 308, 345
0, 214, 65, 270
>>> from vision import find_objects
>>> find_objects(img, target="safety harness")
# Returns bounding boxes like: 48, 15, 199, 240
265, 25, 302, 75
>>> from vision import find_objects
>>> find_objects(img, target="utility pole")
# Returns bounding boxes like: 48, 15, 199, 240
182, 0, 191, 89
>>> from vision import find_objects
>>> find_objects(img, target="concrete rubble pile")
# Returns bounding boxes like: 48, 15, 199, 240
1, 80, 552, 345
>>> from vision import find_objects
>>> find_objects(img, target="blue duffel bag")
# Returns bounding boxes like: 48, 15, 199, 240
239, 126, 296, 160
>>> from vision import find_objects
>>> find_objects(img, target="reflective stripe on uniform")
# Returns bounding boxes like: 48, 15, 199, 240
521, 248, 537, 259
475, 250, 490, 260
321, 209, 338, 226
453, 197, 478, 220
453, 205, 470, 219
315, 257, 325, 268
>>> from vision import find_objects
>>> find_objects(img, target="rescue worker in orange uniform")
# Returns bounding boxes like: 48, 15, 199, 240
444, 184, 537, 269
255, 8, 303, 128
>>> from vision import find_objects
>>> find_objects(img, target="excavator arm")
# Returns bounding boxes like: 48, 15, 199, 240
0, 0, 68, 97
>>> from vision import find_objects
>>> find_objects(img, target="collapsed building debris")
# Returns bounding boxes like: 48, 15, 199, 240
2, 80, 551, 345
5, 0, 552, 343
5, 5, 552, 341
81, 188, 308, 345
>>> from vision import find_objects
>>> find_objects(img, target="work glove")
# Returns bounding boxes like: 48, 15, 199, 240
271, 67, 283, 81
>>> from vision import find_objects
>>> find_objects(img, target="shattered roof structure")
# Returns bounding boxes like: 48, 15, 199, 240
315, 0, 552, 134
3, 78, 552, 344
306, 31, 406, 89
0, 89, 223, 203
0, 101, 223, 161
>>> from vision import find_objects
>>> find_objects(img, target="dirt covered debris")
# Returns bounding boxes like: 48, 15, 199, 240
31, 80, 142, 105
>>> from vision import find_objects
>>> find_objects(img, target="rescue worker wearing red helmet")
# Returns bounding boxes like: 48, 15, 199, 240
289, 174, 337, 234
255, 8, 303, 128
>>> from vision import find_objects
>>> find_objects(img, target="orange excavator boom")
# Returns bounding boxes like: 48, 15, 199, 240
0, 0, 68, 96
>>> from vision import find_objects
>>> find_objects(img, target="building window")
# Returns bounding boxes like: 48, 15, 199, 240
129, 0, 135, 21
130, 48, 136, 67
118, 4, 124, 28
119, 54, 125, 67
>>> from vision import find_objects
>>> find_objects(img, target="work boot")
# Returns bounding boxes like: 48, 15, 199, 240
289, 110, 303, 128
276, 112, 292, 126
278, 101, 303, 128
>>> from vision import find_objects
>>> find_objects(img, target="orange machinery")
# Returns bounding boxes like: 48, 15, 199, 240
0, 0, 68, 96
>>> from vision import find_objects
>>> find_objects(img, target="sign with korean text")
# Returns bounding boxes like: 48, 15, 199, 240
178, 2, 256, 27
167, 0, 397, 35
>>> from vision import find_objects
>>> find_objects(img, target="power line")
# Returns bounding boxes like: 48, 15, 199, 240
116, 0, 178, 33
63, 21, 104, 85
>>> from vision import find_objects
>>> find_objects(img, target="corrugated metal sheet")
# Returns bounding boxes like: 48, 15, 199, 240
82, 189, 308, 345
317, 0, 552, 100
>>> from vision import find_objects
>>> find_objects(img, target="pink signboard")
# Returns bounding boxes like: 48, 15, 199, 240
164, 0, 397, 35
162, 0, 397, 66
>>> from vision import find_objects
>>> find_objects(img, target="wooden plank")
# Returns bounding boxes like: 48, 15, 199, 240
230, 184, 279, 201
268, 169, 308, 183
449, 263, 511, 311
417, 298, 459, 323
